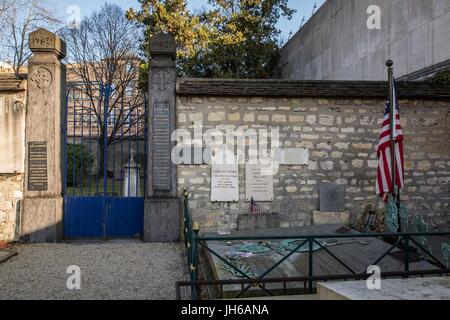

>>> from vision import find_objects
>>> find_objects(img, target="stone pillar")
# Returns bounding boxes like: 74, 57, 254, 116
21, 28, 66, 242
144, 33, 180, 242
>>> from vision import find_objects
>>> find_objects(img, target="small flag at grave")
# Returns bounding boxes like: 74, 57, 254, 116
249, 197, 261, 214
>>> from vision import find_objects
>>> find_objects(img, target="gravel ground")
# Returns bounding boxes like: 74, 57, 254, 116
0, 242, 188, 300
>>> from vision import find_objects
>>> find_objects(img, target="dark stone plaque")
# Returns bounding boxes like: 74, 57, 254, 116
319, 184, 345, 212
28, 141, 48, 191
152, 102, 171, 190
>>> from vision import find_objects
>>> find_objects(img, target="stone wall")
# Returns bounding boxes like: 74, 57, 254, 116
0, 173, 23, 241
0, 74, 27, 241
176, 81, 450, 232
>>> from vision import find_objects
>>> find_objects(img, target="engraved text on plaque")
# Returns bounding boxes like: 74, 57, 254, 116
152, 102, 171, 190
28, 141, 48, 191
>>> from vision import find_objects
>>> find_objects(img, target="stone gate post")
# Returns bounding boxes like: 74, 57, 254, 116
21, 28, 66, 242
144, 33, 180, 242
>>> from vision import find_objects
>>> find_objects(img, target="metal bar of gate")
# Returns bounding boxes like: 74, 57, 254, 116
96, 87, 101, 195
120, 97, 124, 196
135, 104, 140, 196
127, 105, 132, 196
87, 99, 93, 196
63, 92, 69, 195
103, 85, 110, 196
72, 90, 76, 196
80, 95, 84, 195
112, 105, 116, 196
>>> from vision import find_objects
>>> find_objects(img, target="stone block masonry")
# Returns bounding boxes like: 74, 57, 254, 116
176, 80, 450, 232
21, 28, 66, 242
0, 174, 23, 241
0, 73, 27, 242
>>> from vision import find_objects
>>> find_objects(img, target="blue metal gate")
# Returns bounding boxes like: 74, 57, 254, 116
63, 84, 147, 239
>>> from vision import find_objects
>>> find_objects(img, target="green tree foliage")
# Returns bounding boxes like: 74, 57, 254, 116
126, 0, 295, 79
67, 144, 94, 187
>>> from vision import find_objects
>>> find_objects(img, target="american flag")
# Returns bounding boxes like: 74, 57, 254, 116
249, 197, 261, 214
376, 80, 405, 201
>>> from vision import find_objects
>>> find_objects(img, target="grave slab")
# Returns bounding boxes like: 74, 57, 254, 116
317, 276, 450, 300
202, 225, 437, 298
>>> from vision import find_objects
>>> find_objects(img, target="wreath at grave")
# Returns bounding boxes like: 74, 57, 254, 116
220, 252, 257, 278
220, 240, 325, 278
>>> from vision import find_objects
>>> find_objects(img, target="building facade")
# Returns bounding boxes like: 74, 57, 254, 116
276, 0, 450, 81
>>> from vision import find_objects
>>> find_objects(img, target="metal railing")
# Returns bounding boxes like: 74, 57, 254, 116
183, 189, 200, 289
180, 192, 450, 300
176, 269, 450, 300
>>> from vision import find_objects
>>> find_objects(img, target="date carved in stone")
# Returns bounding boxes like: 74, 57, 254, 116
31, 36, 54, 48
30, 67, 53, 90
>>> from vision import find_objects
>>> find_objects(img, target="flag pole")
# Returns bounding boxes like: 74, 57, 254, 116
386, 60, 395, 192
386, 60, 401, 232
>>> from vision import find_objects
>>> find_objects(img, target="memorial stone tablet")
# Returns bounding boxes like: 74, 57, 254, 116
28, 141, 48, 191
319, 184, 346, 212
280, 148, 309, 165
245, 163, 274, 202
152, 102, 171, 190
211, 164, 239, 202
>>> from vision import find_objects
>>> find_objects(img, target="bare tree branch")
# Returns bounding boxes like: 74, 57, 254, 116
61, 4, 144, 172
0, 0, 61, 74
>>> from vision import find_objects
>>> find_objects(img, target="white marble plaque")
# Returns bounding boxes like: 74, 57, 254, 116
245, 163, 274, 202
280, 148, 309, 165
211, 164, 239, 202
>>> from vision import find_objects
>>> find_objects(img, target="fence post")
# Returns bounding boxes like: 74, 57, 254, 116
308, 238, 314, 294
192, 222, 200, 299
183, 189, 189, 249
404, 236, 410, 276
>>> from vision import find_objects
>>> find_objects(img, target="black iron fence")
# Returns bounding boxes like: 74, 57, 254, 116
180, 191, 450, 300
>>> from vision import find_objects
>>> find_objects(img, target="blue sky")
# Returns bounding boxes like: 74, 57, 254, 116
51, 0, 326, 40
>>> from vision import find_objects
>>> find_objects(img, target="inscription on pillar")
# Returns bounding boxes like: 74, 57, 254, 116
30, 36, 54, 48
152, 102, 171, 190
29, 28, 66, 58
28, 141, 48, 191
150, 33, 176, 56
